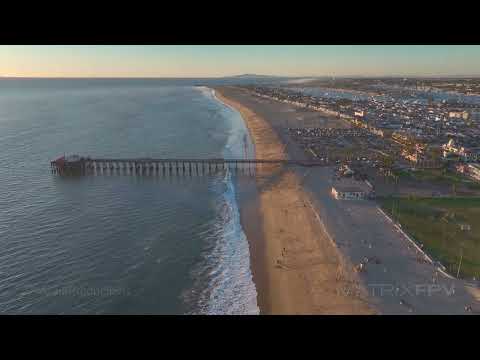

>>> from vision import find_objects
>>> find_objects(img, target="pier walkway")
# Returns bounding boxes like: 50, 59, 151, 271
50, 155, 334, 176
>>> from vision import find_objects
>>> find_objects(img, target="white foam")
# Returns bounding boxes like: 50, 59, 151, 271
182, 87, 259, 315
186, 171, 259, 315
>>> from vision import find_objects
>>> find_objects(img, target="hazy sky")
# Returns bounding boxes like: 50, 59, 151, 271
0, 45, 479, 78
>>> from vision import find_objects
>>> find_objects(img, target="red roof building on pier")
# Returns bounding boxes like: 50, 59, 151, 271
53, 156, 65, 165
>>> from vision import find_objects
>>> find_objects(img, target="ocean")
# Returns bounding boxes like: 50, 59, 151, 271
0, 79, 259, 314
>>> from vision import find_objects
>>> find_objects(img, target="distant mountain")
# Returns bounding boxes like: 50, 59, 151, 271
223, 74, 328, 85
219, 74, 333, 86
227, 74, 288, 79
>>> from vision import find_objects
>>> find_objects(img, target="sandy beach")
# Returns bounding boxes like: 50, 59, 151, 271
214, 86, 480, 315
214, 86, 375, 314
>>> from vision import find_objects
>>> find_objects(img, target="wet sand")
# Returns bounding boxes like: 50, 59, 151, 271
215, 86, 375, 314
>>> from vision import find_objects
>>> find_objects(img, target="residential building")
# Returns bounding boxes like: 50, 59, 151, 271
331, 186, 369, 200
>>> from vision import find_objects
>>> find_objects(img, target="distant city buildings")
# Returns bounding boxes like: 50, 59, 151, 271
456, 163, 480, 181
449, 110, 470, 120
250, 84, 480, 173
470, 109, 480, 121
442, 139, 480, 162
467, 164, 480, 181
401, 149, 420, 163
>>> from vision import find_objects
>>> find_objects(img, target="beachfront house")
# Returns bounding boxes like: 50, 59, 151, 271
331, 185, 369, 200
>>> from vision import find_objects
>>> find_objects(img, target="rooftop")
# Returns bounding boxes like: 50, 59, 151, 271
332, 186, 367, 193
65, 155, 82, 162
332, 177, 371, 193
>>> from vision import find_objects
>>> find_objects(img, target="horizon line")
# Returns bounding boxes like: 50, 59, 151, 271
2, 74, 480, 79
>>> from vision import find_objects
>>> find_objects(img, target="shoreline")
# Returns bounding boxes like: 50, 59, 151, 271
211, 86, 268, 313
212, 86, 276, 313
214, 86, 375, 314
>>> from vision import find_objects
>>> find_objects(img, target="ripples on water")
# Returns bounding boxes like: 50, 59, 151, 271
0, 80, 259, 314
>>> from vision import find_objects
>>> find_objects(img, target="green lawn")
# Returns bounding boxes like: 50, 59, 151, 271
378, 196, 480, 279
393, 168, 480, 190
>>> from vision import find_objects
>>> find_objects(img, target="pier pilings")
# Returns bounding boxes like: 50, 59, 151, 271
51, 157, 331, 177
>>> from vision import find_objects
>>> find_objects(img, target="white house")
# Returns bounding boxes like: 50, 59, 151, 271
331, 186, 368, 200
467, 163, 480, 181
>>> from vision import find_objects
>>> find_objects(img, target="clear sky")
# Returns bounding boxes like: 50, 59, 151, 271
0, 45, 479, 78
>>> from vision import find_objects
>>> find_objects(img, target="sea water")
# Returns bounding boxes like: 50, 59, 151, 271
0, 79, 259, 314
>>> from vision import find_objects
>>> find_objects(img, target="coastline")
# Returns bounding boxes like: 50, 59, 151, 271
214, 86, 375, 314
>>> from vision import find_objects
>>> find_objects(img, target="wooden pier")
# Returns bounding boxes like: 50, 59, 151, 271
50, 155, 333, 176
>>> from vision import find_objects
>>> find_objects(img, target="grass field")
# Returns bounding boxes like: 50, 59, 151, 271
393, 168, 480, 190
378, 196, 480, 279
